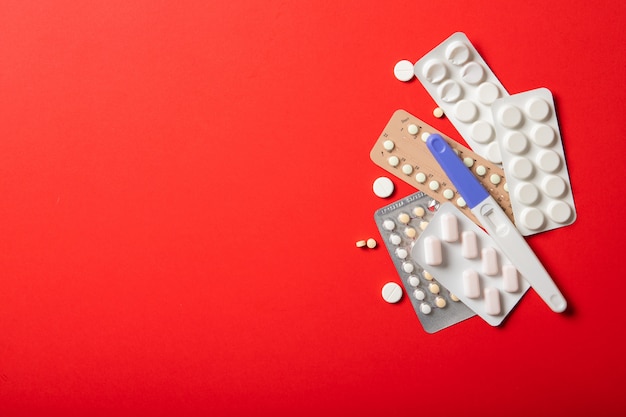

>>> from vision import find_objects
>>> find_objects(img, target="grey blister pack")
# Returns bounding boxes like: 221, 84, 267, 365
374, 192, 475, 333
491, 87, 576, 235
411, 203, 531, 326
414, 32, 509, 165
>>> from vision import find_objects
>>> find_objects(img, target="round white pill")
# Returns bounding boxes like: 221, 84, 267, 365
421, 59, 447, 83
438, 79, 463, 103
498, 105, 523, 128
401, 164, 413, 175
413, 289, 426, 301
429, 180, 440, 191
433, 107, 444, 118
509, 157, 534, 180
383, 140, 395, 151
388, 155, 400, 167
455, 100, 478, 123
382, 219, 395, 231
395, 248, 408, 259
389, 233, 402, 245
443, 189, 454, 199
475, 165, 487, 176
547, 201, 573, 223
490, 174, 501, 185
514, 183, 540, 205
530, 124, 555, 147
408, 275, 420, 287
484, 142, 502, 164
477, 82, 500, 104
456, 197, 467, 207
373, 176, 394, 198
421, 132, 430, 142
470, 120, 494, 144
394, 60, 415, 82
382, 282, 403, 303
420, 303, 432, 315
402, 262, 415, 273
503, 131, 528, 154
542, 175, 567, 198
445, 41, 470, 65
461, 61, 484, 85
366, 238, 377, 248
463, 157, 474, 167
407, 124, 419, 135
503, 182, 509, 192
415, 172, 427, 183
520, 207, 545, 230
526, 97, 551, 121
536, 149, 561, 173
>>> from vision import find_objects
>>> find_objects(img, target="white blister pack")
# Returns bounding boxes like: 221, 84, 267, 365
374, 192, 475, 333
492, 87, 576, 235
411, 203, 530, 326
413, 32, 509, 165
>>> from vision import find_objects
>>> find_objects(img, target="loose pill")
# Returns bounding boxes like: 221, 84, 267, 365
407, 124, 419, 135
423, 270, 434, 281
438, 80, 462, 102
356, 240, 367, 248
394, 59, 415, 82
373, 176, 395, 198
461, 231, 478, 259
366, 238, 377, 248
435, 296, 447, 308
408, 275, 420, 287
398, 213, 411, 224
482, 247, 498, 276
463, 269, 481, 298
433, 107, 444, 118
382, 282, 403, 303
502, 264, 519, 293
424, 236, 443, 266
415, 172, 427, 183
383, 140, 395, 151
420, 303, 432, 315
413, 289, 426, 301
413, 206, 425, 217
484, 287, 501, 315
441, 213, 459, 242
428, 282, 440, 294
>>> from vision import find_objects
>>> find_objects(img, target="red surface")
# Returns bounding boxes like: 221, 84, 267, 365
1, 1, 625, 416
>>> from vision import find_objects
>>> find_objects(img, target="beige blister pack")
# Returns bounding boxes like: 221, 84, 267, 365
370, 109, 513, 228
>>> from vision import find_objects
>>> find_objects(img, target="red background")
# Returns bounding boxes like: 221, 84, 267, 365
1, 1, 625, 416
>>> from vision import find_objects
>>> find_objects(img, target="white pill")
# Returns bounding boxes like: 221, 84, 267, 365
482, 247, 498, 276
536, 149, 561, 173
475, 165, 486, 176
383, 140, 395, 151
389, 233, 402, 245
388, 155, 400, 167
490, 174, 501, 185
394, 60, 415, 82
421, 132, 430, 142
429, 180, 440, 191
498, 105, 523, 128
402, 262, 414, 273
445, 41, 470, 65
463, 157, 474, 167
366, 238, 377, 248
408, 275, 420, 287
395, 248, 408, 259
402, 164, 413, 175
438, 80, 462, 103
530, 124, 555, 147
443, 189, 454, 200
461, 231, 478, 259
547, 201, 573, 223
503, 183, 509, 192
542, 175, 567, 198
433, 107, 444, 118
502, 264, 519, 293
407, 124, 419, 135
514, 183, 540, 205
455, 100, 478, 123
382, 219, 395, 231
503, 131, 528, 154
526, 97, 551, 121
373, 176, 394, 198
520, 207, 545, 230
477, 82, 500, 104
420, 303, 432, 315
424, 236, 442, 266
413, 289, 426, 300
461, 61, 484, 84
484, 142, 502, 164
421, 59, 447, 83
484, 287, 501, 316
509, 157, 534, 180
463, 269, 481, 299
456, 197, 467, 208
355, 240, 367, 248
470, 120, 494, 144
382, 282, 403, 303
415, 172, 427, 183
441, 213, 459, 242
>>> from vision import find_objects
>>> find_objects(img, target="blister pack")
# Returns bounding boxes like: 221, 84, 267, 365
370, 109, 513, 228
491, 87, 576, 235
411, 203, 530, 326
374, 192, 475, 333
413, 32, 508, 165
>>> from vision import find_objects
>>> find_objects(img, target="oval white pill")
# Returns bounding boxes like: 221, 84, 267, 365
407, 124, 418, 135
502, 264, 519, 293
484, 287, 501, 316
461, 231, 478, 259
373, 177, 394, 198
382, 282, 403, 303
394, 60, 415, 82
424, 236, 442, 266
441, 213, 459, 242
482, 247, 498, 276
463, 269, 480, 298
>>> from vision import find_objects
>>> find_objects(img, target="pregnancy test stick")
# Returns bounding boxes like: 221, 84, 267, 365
425, 134, 567, 313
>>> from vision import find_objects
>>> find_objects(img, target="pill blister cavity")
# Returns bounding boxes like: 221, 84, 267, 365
502, 265, 519, 293
461, 62, 484, 85
463, 269, 481, 298
438, 80, 462, 103
441, 213, 459, 242
398, 212, 411, 224
461, 231, 478, 259
435, 296, 447, 308
382, 219, 395, 231
481, 247, 499, 276
413, 289, 426, 300
421, 59, 447, 83
395, 248, 408, 259
424, 236, 443, 266
420, 303, 432, 314
408, 275, 420, 287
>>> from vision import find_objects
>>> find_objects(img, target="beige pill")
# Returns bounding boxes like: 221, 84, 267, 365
450, 293, 460, 302
423, 270, 434, 281
435, 296, 447, 308
366, 238, 377, 248
404, 227, 417, 239
398, 213, 411, 224
433, 107, 444, 118
428, 282, 441, 294
419, 221, 429, 231
356, 240, 367, 248
413, 206, 425, 217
